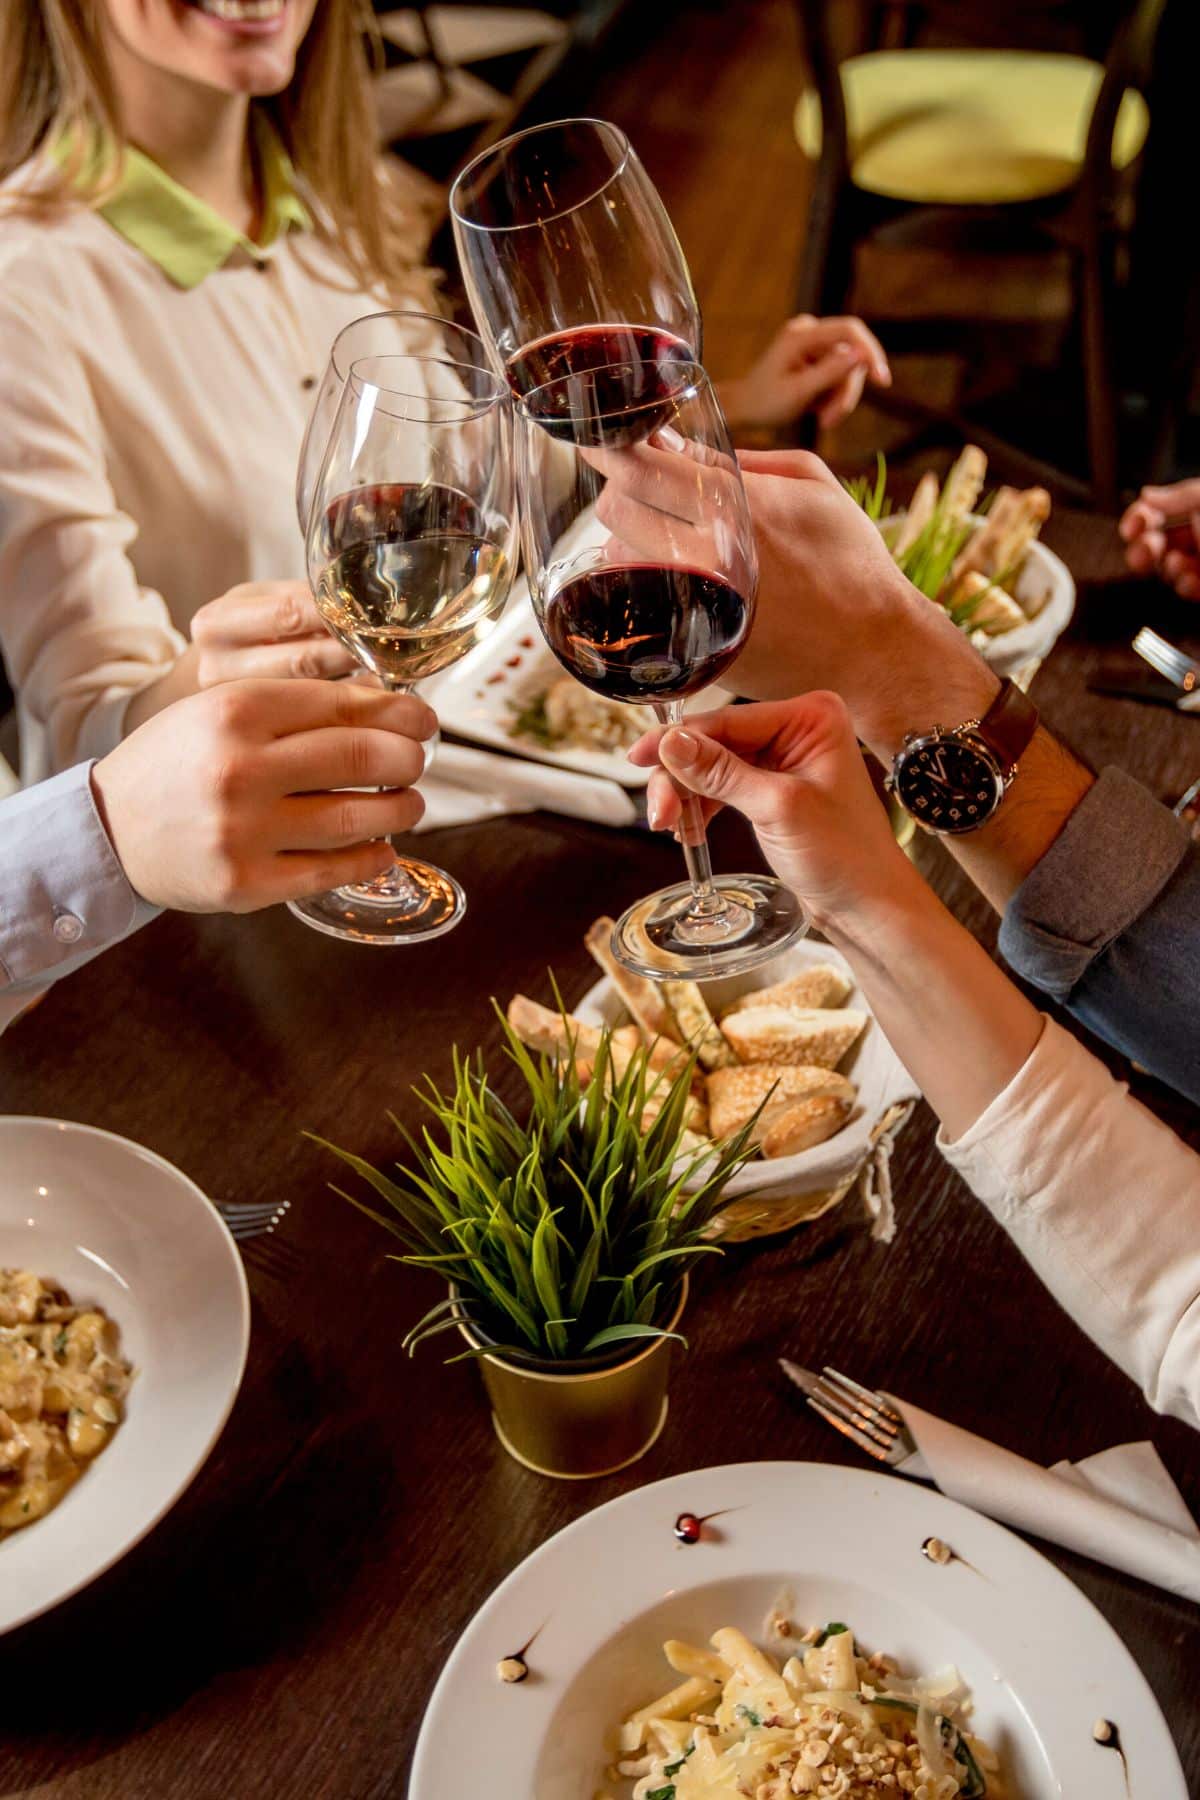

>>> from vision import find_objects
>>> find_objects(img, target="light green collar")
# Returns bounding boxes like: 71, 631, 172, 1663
56, 115, 311, 288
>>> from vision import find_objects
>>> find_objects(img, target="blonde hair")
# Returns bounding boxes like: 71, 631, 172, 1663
0, 0, 438, 303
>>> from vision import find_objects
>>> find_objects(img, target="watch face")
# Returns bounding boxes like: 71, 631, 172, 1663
893, 734, 1004, 834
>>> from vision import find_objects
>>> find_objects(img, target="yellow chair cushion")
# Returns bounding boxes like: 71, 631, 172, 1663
796, 50, 1149, 205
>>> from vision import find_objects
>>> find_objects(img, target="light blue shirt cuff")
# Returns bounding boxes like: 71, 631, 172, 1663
0, 761, 157, 999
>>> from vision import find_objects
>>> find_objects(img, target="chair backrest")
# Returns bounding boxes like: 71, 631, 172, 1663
1083, 0, 1170, 199
793, 0, 1169, 191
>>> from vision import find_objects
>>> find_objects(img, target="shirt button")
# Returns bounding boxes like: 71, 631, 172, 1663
53, 912, 84, 944
301, 375, 317, 391
254, 259, 269, 273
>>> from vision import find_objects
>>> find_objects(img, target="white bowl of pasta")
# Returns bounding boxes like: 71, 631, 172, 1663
409, 1461, 1185, 1799
0, 1116, 249, 1634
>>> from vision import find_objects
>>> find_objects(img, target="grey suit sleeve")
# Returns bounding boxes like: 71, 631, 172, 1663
998, 766, 1200, 1102
0, 762, 157, 1030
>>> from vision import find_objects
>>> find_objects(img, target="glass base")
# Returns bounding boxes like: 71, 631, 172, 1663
288, 856, 465, 946
611, 874, 807, 981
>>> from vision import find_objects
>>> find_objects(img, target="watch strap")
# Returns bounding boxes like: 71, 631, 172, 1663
974, 679, 1039, 773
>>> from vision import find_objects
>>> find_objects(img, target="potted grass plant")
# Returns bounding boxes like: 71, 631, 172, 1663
310, 1005, 756, 1479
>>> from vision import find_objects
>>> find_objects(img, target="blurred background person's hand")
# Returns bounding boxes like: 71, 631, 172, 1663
719, 314, 892, 432
1119, 478, 1200, 600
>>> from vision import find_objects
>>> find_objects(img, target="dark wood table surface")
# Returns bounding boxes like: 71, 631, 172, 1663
1, 508, 1197, 1799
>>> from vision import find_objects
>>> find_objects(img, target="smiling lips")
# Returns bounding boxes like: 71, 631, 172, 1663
183, 0, 288, 24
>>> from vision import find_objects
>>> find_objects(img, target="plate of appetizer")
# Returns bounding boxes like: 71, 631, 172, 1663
854, 447, 1076, 682
507, 932, 918, 1241
426, 586, 734, 787
0, 1117, 249, 1633
410, 1461, 1185, 1799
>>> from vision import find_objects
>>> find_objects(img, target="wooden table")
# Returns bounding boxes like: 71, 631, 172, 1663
1, 510, 1197, 1798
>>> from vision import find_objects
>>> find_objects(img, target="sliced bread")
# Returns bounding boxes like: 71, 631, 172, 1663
663, 979, 738, 1070
584, 916, 680, 1044
757, 1093, 854, 1158
707, 1063, 855, 1140
719, 1006, 866, 1071
720, 965, 852, 1018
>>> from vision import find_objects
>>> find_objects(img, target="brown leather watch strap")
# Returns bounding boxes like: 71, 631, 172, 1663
974, 678, 1039, 771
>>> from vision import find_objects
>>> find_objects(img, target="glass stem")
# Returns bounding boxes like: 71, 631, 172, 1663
380, 675, 417, 854
654, 700, 724, 919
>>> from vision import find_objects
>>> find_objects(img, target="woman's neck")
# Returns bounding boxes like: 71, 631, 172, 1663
105, 42, 258, 235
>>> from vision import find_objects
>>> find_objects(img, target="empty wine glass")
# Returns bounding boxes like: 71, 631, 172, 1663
515, 356, 807, 979
449, 118, 701, 407
290, 344, 517, 945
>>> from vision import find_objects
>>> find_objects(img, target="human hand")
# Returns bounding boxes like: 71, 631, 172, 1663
725, 449, 997, 754
90, 679, 436, 913
589, 430, 756, 595
190, 579, 358, 685
1119, 479, 1200, 600
719, 315, 891, 432
629, 692, 909, 929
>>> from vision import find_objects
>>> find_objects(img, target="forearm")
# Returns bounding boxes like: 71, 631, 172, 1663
852, 616, 1092, 909
940, 1015, 1200, 1425
739, 581, 1094, 911
817, 857, 1043, 1141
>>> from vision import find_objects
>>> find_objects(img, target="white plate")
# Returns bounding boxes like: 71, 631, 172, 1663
0, 1117, 250, 1634
427, 585, 733, 788
410, 1461, 1185, 1798
575, 940, 918, 1213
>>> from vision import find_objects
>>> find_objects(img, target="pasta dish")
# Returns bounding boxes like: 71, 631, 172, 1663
0, 1269, 132, 1536
602, 1618, 1005, 1798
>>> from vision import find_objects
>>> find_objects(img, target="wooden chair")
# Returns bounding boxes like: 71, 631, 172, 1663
792, 0, 1169, 505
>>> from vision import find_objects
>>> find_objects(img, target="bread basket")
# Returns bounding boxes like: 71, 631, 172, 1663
575, 940, 920, 1244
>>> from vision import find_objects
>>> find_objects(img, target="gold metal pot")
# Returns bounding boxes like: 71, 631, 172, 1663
454, 1276, 688, 1480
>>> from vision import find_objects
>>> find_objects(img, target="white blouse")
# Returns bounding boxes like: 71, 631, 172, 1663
940, 1016, 1200, 1430
0, 163, 393, 781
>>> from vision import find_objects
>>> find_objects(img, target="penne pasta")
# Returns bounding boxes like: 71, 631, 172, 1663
663, 1639, 733, 1683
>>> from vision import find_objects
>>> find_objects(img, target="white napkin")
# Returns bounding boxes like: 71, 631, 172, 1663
887, 1393, 1200, 1603
412, 742, 638, 833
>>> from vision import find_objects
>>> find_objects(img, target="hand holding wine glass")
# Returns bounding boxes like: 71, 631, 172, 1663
291, 331, 517, 946
515, 357, 806, 979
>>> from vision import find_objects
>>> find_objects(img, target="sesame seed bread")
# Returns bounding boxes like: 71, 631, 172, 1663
719, 1006, 867, 1071
720, 966, 853, 1018
706, 1063, 856, 1140
757, 1093, 855, 1158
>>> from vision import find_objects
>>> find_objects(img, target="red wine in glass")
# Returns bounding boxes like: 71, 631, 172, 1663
541, 564, 749, 702
507, 324, 693, 447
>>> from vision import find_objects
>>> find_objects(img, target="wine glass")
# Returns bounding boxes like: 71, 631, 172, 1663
296, 310, 468, 537
290, 347, 517, 945
515, 356, 807, 980
449, 118, 701, 406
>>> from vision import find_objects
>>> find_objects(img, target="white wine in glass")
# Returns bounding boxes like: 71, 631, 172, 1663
292, 341, 517, 946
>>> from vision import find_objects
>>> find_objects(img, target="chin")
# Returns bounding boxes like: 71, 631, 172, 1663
174, 0, 307, 94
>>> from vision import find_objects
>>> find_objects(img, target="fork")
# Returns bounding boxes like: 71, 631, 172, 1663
215, 1198, 303, 1280
1132, 627, 1200, 706
780, 1360, 916, 1467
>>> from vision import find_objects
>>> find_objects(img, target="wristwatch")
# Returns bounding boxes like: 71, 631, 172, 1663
887, 679, 1040, 835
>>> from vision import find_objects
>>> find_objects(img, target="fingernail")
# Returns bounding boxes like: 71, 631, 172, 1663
647, 796, 664, 831
652, 424, 687, 451
663, 728, 700, 767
